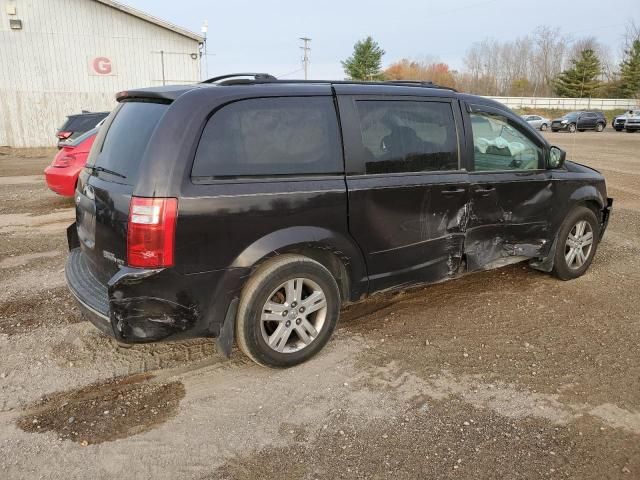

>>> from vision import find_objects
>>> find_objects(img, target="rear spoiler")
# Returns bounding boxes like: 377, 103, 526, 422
116, 85, 203, 103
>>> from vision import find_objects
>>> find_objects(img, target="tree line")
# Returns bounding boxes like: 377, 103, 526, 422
341, 24, 640, 99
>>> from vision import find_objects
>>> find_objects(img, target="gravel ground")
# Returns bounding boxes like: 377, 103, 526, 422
0, 130, 638, 479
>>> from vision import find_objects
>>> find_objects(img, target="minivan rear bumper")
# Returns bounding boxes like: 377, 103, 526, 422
65, 246, 248, 344
65, 248, 114, 336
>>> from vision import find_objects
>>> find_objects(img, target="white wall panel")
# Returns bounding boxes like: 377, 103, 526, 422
0, 0, 202, 146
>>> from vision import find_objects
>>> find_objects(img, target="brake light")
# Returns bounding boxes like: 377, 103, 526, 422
57, 131, 72, 139
52, 153, 75, 167
127, 197, 178, 268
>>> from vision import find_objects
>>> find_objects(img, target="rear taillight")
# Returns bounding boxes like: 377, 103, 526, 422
57, 131, 72, 139
52, 153, 75, 168
127, 197, 178, 268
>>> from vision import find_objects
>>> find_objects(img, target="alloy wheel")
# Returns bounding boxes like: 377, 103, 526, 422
260, 278, 328, 353
564, 220, 594, 270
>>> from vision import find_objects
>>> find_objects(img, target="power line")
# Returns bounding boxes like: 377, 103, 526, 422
300, 37, 311, 80
277, 67, 304, 78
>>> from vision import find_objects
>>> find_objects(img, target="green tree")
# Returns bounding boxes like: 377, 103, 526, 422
554, 49, 602, 97
619, 39, 640, 98
341, 37, 385, 80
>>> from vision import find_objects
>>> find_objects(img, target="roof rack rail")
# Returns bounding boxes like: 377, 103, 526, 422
200, 73, 457, 92
201, 73, 277, 84
381, 80, 453, 90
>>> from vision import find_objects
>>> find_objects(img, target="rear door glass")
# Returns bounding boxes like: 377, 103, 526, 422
355, 100, 459, 174
93, 102, 168, 184
192, 97, 342, 179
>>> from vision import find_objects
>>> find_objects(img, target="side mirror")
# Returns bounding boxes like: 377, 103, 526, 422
548, 146, 566, 169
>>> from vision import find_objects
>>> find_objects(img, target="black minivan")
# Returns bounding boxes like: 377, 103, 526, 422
66, 74, 612, 367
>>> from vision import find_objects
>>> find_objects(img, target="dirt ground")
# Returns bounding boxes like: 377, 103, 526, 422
0, 131, 638, 479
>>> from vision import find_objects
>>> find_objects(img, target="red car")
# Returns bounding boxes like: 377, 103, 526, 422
45, 128, 97, 196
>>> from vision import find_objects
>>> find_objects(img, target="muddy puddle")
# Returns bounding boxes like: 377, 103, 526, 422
16, 373, 185, 445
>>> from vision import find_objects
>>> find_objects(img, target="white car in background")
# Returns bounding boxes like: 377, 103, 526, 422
521, 114, 551, 131
613, 109, 640, 132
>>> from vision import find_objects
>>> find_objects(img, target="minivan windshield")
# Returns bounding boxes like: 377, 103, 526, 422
562, 112, 579, 120
93, 102, 168, 185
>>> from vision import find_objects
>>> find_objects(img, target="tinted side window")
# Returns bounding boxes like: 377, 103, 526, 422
470, 111, 542, 171
94, 102, 168, 184
192, 97, 342, 178
355, 100, 459, 174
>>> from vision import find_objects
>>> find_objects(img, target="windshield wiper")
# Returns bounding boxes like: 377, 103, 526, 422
86, 165, 127, 179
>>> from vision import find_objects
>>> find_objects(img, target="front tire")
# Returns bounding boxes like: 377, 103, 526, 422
540, 123, 548, 131
236, 254, 340, 368
552, 206, 600, 280
568, 123, 577, 133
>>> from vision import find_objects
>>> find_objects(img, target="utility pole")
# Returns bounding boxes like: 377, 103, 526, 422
201, 20, 209, 80
300, 37, 311, 80
160, 50, 165, 85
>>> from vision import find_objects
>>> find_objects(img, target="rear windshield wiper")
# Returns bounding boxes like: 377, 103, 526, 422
86, 165, 127, 179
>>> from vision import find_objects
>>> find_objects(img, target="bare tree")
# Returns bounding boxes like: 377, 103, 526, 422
531, 26, 567, 96
457, 25, 621, 97
622, 20, 640, 52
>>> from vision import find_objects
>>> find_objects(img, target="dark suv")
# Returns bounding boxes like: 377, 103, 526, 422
65, 74, 612, 367
550, 111, 606, 133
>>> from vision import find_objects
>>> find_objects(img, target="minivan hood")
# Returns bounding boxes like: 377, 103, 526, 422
565, 160, 603, 176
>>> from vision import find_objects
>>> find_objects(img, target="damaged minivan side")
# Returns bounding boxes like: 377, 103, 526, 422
65, 75, 612, 368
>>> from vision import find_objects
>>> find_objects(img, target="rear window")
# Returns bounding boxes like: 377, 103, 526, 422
94, 102, 168, 184
61, 113, 108, 132
68, 127, 98, 147
192, 97, 342, 179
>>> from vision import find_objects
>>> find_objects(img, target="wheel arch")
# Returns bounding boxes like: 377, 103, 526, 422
531, 189, 605, 273
230, 226, 368, 303
568, 186, 606, 218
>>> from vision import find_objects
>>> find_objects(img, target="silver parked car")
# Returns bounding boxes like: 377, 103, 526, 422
522, 114, 551, 131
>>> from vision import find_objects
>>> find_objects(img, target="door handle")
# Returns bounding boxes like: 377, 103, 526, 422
442, 188, 466, 195
474, 186, 495, 195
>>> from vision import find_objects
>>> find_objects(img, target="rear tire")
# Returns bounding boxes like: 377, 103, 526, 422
236, 254, 340, 368
595, 123, 604, 132
552, 206, 600, 281
540, 123, 548, 131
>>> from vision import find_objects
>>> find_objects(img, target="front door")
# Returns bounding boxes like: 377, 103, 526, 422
336, 92, 470, 293
463, 103, 554, 271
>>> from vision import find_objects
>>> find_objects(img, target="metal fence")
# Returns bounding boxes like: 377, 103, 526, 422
486, 97, 638, 111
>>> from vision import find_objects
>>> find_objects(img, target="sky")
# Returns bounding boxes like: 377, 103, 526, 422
125, 0, 639, 80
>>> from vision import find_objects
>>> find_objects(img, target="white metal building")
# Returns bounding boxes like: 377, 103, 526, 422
0, 0, 203, 147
